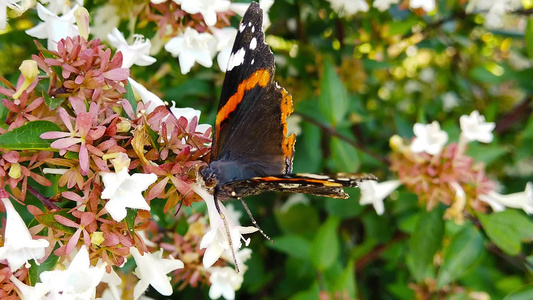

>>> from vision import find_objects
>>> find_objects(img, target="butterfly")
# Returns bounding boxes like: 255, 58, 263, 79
198, 2, 376, 270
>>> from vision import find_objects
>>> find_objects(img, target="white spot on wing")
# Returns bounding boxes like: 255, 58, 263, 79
296, 173, 330, 180
239, 22, 246, 32
251, 58, 255, 65
250, 38, 257, 50
227, 47, 246, 71
252, 26, 255, 33
279, 183, 301, 189
248, 22, 252, 26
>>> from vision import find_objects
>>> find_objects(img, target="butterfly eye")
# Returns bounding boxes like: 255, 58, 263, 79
204, 176, 217, 188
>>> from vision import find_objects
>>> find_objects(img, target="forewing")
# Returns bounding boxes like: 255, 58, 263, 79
211, 2, 295, 176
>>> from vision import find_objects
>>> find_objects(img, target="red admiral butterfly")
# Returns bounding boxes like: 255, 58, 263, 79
199, 2, 376, 268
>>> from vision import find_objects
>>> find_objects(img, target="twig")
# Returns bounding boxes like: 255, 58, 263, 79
402, 10, 467, 40
355, 231, 408, 273
27, 185, 60, 210
294, 112, 389, 165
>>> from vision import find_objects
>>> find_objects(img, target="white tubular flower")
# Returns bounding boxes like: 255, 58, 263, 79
91, 3, 120, 41
0, 196, 49, 271
210, 27, 238, 72
192, 184, 258, 269
409, 0, 435, 12
130, 247, 184, 300
10, 275, 47, 299
229, 0, 274, 29
101, 153, 157, 222
459, 110, 496, 143
164, 27, 214, 74
169, 106, 212, 134
38, 246, 107, 299
325, 0, 368, 17
372, 0, 400, 12
359, 180, 401, 215
25, 3, 80, 51
127, 77, 166, 114
410, 121, 449, 155
208, 266, 244, 300
1, 0, 32, 30
40, 0, 83, 15
479, 182, 533, 215
174, 0, 230, 27
107, 28, 157, 69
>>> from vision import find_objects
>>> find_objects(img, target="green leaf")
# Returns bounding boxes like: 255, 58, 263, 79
0, 120, 61, 150
407, 206, 445, 282
436, 225, 484, 288
29, 253, 59, 286
525, 18, 533, 59
319, 57, 348, 126
268, 234, 311, 260
310, 216, 340, 271
276, 203, 320, 236
35, 209, 77, 234
330, 137, 360, 173
478, 210, 533, 256
146, 124, 160, 152
331, 259, 357, 298
124, 79, 137, 116
504, 284, 533, 300
125, 208, 138, 234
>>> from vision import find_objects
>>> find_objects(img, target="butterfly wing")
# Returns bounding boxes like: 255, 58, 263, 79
218, 173, 378, 200
210, 2, 295, 182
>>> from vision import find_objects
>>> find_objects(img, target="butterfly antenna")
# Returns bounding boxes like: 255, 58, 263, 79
214, 194, 240, 273
239, 197, 274, 244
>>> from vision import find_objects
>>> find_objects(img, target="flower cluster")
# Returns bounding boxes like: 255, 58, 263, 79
362, 111, 531, 223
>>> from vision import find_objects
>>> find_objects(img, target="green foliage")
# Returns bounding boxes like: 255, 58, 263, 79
0, 120, 61, 150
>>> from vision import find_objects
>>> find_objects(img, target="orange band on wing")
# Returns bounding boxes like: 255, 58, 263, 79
214, 69, 271, 156
280, 88, 295, 172
255, 176, 342, 187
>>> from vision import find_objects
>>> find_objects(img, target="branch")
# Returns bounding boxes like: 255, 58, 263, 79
294, 112, 389, 165
402, 10, 467, 40
27, 185, 60, 210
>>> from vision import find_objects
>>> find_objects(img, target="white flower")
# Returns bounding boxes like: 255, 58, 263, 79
410, 121, 449, 155
359, 180, 401, 215
325, 0, 368, 17
229, 0, 274, 29
99, 262, 122, 300
10, 275, 48, 299
479, 182, 533, 215
130, 247, 184, 300
419, 67, 435, 83
466, 0, 522, 28
0, 0, 32, 30
174, 0, 230, 27
38, 246, 106, 299
169, 106, 212, 134
127, 77, 166, 114
165, 27, 214, 74
101, 153, 157, 222
0, 195, 49, 271
208, 266, 244, 300
107, 28, 157, 69
192, 184, 258, 269
91, 3, 120, 41
40, 0, 83, 15
441, 91, 459, 112
459, 110, 496, 143
409, 0, 435, 12
373, 0, 400, 12
25, 3, 80, 51
210, 27, 237, 72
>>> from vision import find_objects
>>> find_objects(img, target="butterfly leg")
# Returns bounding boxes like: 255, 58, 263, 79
214, 191, 241, 273
239, 197, 274, 244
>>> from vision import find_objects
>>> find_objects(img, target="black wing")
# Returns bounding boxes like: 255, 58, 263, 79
210, 2, 295, 180
217, 173, 378, 200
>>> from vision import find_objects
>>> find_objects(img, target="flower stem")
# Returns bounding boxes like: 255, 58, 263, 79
27, 185, 60, 210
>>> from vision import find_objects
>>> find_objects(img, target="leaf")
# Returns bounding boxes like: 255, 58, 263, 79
478, 210, 533, 256
125, 208, 138, 234
436, 225, 484, 288
319, 57, 348, 126
407, 206, 445, 282
124, 79, 137, 115
526, 18, 533, 59
330, 137, 360, 173
504, 284, 533, 300
331, 259, 357, 298
0, 120, 61, 150
268, 234, 311, 260
310, 216, 340, 271
35, 209, 77, 234
29, 253, 59, 286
